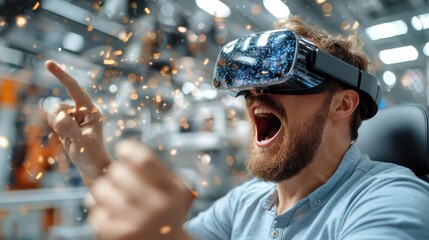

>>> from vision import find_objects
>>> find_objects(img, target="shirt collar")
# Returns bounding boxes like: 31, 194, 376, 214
307, 144, 361, 211
261, 187, 277, 211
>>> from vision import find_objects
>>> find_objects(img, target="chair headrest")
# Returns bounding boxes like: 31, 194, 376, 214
355, 104, 429, 176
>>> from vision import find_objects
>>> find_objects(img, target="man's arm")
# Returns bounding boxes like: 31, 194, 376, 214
45, 61, 194, 239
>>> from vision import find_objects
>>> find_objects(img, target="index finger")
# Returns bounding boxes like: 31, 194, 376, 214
45, 60, 95, 108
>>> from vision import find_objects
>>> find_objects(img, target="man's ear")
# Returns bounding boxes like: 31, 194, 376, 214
330, 90, 360, 120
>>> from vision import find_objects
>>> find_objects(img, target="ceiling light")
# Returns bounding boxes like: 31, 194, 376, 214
379, 45, 418, 64
382, 71, 396, 87
263, 0, 290, 18
365, 20, 407, 40
62, 32, 85, 52
424, 42, 429, 56
411, 13, 429, 30
411, 16, 423, 30
195, 0, 231, 18
43, 0, 126, 38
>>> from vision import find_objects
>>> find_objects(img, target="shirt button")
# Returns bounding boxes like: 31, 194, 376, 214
315, 199, 322, 205
271, 230, 279, 238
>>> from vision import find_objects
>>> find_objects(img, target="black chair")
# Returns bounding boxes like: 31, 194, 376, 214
355, 103, 429, 182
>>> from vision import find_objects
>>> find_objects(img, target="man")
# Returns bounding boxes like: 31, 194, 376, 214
46, 16, 429, 239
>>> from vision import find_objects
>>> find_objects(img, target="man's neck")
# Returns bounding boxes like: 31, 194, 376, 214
275, 144, 350, 215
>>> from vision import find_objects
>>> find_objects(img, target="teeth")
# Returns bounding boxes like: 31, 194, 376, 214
254, 107, 272, 115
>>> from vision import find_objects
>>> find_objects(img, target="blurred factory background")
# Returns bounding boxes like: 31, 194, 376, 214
0, 0, 428, 239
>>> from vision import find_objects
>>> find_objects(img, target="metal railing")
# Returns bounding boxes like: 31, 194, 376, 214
0, 187, 94, 240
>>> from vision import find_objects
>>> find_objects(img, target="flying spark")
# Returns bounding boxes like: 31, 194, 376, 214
36, 172, 43, 180
160, 225, 172, 235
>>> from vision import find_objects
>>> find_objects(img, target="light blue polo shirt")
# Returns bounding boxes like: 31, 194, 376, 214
185, 144, 429, 239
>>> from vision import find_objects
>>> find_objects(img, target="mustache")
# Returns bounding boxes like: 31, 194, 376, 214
246, 94, 286, 118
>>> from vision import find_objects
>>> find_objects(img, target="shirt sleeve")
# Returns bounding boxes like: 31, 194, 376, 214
339, 173, 429, 240
184, 179, 257, 240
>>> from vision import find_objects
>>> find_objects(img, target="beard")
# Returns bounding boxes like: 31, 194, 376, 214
245, 95, 332, 183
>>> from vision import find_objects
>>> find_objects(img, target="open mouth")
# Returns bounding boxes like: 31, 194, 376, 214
254, 107, 282, 143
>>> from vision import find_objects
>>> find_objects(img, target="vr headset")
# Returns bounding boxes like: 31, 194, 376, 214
212, 29, 381, 120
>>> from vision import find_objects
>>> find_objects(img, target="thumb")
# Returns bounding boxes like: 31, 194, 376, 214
47, 108, 82, 140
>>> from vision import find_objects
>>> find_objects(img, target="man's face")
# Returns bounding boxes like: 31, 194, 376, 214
245, 92, 333, 182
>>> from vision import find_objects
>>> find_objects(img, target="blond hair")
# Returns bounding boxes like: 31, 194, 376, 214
274, 16, 370, 140
274, 16, 371, 73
